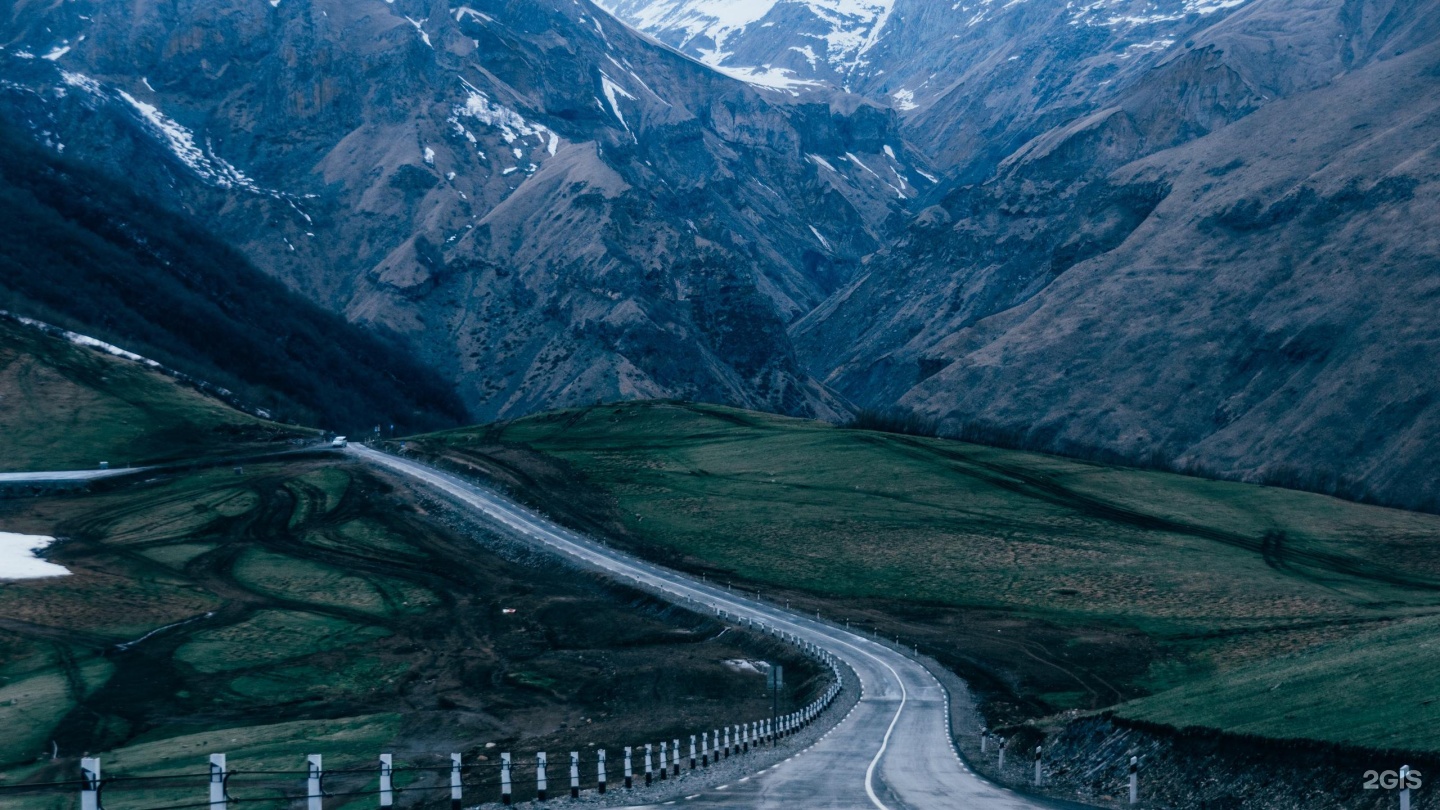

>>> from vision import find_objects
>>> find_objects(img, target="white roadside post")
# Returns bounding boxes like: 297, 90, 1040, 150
378, 754, 393, 809
597, 749, 607, 795
980, 728, 989, 753
701, 732, 710, 766
723, 726, 731, 758
1128, 756, 1139, 805
1034, 746, 1043, 786
450, 753, 463, 810
624, 747, 634, 789
537, 751, 548, 802
307, 755, 323, 810
1400, 765, 1412, 810
80, 757, 101, 810
644, 744, 654, 787
673, 739, 681, 776
209, 754, 227, 810
689, 735, 698, 770
998, 740, 1006, 771
742, 723, 750, 753
501, 753, 513, 805
658, 742, 668, 781
569, 752, 580, 799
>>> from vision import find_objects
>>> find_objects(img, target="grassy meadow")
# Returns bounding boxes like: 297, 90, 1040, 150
408, 400, 1440, 752
0, 458, 820, 808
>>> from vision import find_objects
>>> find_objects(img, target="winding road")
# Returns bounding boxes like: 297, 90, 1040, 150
351, 445, 1054, 810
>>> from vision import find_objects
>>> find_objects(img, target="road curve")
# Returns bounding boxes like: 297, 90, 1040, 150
350, 445, 1053, 810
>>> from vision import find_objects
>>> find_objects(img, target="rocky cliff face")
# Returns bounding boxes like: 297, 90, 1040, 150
1, 0, 926, 421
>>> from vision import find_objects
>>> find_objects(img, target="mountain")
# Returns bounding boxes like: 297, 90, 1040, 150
0, 123, 466, 434
6, 0, 1440, 510
595, 0, 1266, 174
792, 0, 1440, 511
0, 0, 929, 422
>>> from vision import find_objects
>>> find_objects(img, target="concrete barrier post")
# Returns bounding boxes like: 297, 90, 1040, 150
1128, 756, 1138, 805
80, 758, 101, 810
690, 735, 697, 770
378, 755, 393, 809
624, 747, 633, 789
673, 739, 681, 775
658, 742, 668, 780
1034, 746, 1042, 786
570, 752, 580, 799
450, 753, 463, 810
598, 749, 607, 794
537, 752, 549, 802
644, 744, 653, 787
502, 753, 513, 805
306, 755, 323, 810
209, 754, 227, 810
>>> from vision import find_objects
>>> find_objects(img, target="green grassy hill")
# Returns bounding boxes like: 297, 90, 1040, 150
0, 317, 305, 470
0, 458, 819, 808
405, 400, 1440, 752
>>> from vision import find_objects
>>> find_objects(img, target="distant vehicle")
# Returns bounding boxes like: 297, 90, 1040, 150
330, 436, 348, 448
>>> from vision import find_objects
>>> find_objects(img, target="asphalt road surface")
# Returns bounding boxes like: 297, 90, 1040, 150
0, 467, 147, 483
351, 444, 1056, 810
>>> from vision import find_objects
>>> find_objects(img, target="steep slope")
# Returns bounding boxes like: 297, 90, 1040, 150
0, 316, 305, 471
797, 0, 1440, 510
1, 0, 917, 421
0, 125, 467, 434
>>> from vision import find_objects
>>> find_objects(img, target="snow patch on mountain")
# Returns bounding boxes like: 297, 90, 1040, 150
596, 0, 895, 81
451, 79, 559, 155
600, 72, 637, 130
116, 89, 262, 192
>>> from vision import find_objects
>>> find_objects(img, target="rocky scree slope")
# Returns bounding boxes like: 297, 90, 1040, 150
0, 0, 923, 421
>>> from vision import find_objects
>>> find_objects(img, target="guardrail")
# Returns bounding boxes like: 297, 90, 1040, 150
1, 652, 842, 810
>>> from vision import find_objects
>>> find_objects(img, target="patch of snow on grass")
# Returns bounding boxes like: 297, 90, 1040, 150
0, 533, 70, 580
10, 314, 162, 368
